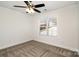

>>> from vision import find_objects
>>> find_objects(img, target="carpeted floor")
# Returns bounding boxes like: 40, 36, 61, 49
0, 40, 78, 57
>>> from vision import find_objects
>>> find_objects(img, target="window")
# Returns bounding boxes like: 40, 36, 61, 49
40, 17, 57, 36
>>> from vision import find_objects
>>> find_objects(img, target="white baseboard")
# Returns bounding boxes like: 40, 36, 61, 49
34, 39, 79, 54
0, 40, 32, 50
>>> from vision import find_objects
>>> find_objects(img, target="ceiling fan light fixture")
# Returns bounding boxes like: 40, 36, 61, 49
26, 8, 35, 13
14, 1, 45, 13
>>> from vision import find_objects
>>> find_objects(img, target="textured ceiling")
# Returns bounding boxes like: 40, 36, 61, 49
0, 1, 78, 14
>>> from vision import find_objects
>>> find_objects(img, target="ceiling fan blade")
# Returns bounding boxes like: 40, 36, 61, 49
33, 8, 41, 13
29, 1, 32, 2
24, 1, 29, 5
26, 12, 28, 13
14, 5, 26, 8
34, 4, 45, 8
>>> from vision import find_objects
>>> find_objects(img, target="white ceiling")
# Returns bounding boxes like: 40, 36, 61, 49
0, 1, 78, 14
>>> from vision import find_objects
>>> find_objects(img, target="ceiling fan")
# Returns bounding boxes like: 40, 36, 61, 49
14, 1, 45, 13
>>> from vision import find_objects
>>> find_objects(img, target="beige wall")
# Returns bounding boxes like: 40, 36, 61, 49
77, 3, 79, 54
34, 4, 79, 52
0, 7, 33, 49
